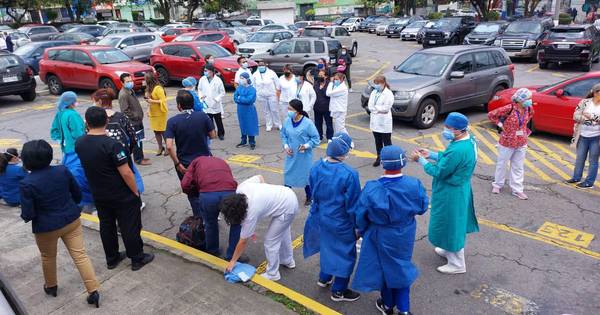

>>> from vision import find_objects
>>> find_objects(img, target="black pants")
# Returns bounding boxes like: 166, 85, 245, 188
314, 110, 334, 140
132, 123, 145, 163
373, 131, 392, 157
95, 196, 144, 264
208, 113, 225, 138
344, 65, 352, 89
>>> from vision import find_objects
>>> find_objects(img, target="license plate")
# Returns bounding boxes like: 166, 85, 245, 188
2, 75, 18, 83
557, 44, 570, 49
429, 40, 436, 44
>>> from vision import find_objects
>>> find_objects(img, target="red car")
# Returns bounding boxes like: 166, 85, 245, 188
150, 41, 257, 87
488, 71, 600, 137
172, 30, 236, 54
160, 27, 199, 42
39, 45, 155, 95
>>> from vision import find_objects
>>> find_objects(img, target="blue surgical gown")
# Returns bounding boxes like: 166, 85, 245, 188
0, 164, 27, 205
280, 117, 320, 187
352, 175, 429, 292
303, 159, 361, 278
234, 84, 259, 137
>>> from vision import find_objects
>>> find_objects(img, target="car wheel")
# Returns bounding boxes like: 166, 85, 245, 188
539, 62, 547, 69
351, 43, 358, 57
485, 85, 505, 112
156, 67, 170, 86
413, 98, 438, 129
99, 77, 117, 91
21, 87, 36, 102
47, 75, 63, 95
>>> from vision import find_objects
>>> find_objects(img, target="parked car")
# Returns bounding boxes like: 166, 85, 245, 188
358, 16, 380, 32
172, 30, 236, 54
192, 19, 230, 30
66, 25, 106, 38
134, 21, 159, 32
17, 25, 59, 41
237, 30, 294, 58
422, 16, 476, 47
361, 45, 514, 128
376, 18, 397, 36
1, 31, 31, 49
150, 41, 257, 87
386, 16, 424, 38
300, 25, 358, 56
39, 45, 154, 95
257, 23, 299, 36
59, 23, 81, 32
367, 17, 389, 34
97, 33, 164, 63
252, 37, 341, 75
333, 17, 351, 26
158, 23, 191, 33
160, 27, 199, 42
417, 21, 435, 43
0, 52, 36, 101
488, 72, 600, 136
464, 21, 509, 45
456, 9, 478, 17
341, 17, 364, 32
97, 20, 119, 27
493, 17, 554, 60
221, 27, 249, 47
51, 32, 98, 44
14, 40, 75, 74
0, 25, 13, 31
106, 22, 137, 30
537, 25, 600, 71
245, 17, 275, 32
400, 20, 429, 41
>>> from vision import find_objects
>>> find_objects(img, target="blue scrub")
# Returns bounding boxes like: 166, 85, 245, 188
303, 159, 361, 282
234, 84, 259, 137
280, 117, 320, 188
62, 152, 94, 206
130, 162, 144, 194
0, 164, 27, 206
189, 90, 206, 112
352, 175, 428, 312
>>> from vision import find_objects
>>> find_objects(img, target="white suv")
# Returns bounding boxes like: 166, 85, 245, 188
342, 17, 364, 32
301, 26, 358, 56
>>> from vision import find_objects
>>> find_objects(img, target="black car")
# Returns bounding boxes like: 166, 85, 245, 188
59, 23, 81, 32
18, 25, 59, 41
51, 32, 98, 44
463, 21, 509, 45
0, 52, 36, 101
14, 40, 75, 74
423, 16, 475, 47
386, 16, 423, 38
492, 17, 554, 60
66, 25, 106, 37
538, 25, 600, 71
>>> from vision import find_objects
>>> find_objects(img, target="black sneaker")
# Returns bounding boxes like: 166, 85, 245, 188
372, 157, 381, 167
236, 142, 247, 148
375, 298, 394, 315
219, 135, 225, 141
107, 252, 126, 270
131, 253, 154, 271
331, 289, 360, 302
576, 182, 594, 189
564, 178, 579, 184
250, 144, 256, 150
316, 278, 333, 288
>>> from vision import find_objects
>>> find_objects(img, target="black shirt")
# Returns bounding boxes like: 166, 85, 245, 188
75, 134, 135, 202
164, 110, 214, 166
314, 80, 331, 113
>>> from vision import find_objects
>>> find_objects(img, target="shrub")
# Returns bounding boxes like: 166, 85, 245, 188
485, 11, 500, 21
428, 12, 443, 20
558, 13, 572, 25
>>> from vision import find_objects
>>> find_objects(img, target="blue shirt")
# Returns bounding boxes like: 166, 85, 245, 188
0, 164, 27, 205
164, 110, 215, 166
20, 166, 82, 234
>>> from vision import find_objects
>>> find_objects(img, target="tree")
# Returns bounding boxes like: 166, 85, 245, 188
150, 0, 171, 22
2, 0, 60, 26
468, 0, 501, 21
361, 0, 387, 16
523, 0, 543, 17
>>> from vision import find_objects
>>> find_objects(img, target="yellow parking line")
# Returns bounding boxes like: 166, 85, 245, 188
526, 148, 571, 180
79, 213, 341, 315
551, 72, 566, 78
228, 161, 283, 174
365, 61, 390, 81
528, 138, 574, 170
549, 141, 577, 159
256, 235, 304, 274
431, 134, 445, 151
526, 65, 539, 73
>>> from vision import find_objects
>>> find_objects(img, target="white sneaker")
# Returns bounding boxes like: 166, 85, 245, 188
281, 260, 296, 269
492, 187, 501, 194
436, 264, 466, 274
266, 126, 272, 132
434, 247, 448, 258
349, 88, 353, 92
140, 202, 146, 211
261, 271, 281, 281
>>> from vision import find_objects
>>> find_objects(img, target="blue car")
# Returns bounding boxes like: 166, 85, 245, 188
13, 40, 74, 74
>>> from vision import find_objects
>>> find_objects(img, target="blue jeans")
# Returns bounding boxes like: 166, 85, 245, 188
572, 135, 600, 185
240, 135, 256, 145
198, 191, 241, 259
319, 271, 349, 292
381, 283, 410, 313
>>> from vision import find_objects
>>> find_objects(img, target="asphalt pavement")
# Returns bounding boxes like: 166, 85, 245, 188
0, 33, 599, 314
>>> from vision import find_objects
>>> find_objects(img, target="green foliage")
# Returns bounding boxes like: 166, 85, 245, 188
558, 13, 572, 25
305, 8, 315, 16
45, 10, 58, 22
485, 10, 500, 21
428, 12, 444, 20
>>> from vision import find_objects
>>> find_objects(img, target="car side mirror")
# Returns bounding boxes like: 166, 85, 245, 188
555, 89, 564, 97
191, 54, 198, 61
450, 71, 464, 79
274, 38, 280, 42
119, 44, 127, 49
269, 49, 275, 55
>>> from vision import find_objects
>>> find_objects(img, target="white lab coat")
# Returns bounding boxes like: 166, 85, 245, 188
235, 68, 254, 86
296, 81, 317, 113
278, 75, 298, 104
198, 75, 225, 114
368, 88, 394, 133
326, 81, 349, 113
253, 69, 280, 99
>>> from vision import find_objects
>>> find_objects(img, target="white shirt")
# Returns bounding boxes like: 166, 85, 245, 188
296, 81, 317, 113
253, 69, 280, 98
197, 75, 225, 114
237, 176, 298, 239
580, 103, 600, 137
278, 75, 298, 103
326, 81, 349, 113
235, 68, 254, 86
368, 88, 394, 133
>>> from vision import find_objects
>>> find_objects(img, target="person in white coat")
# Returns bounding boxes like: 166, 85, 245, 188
253, 61, 281, 131
326, 72, 349, 134
295, 74, 316, 114
234, 56, 254, 88
278, 65, 298, 123
368, 75, 394, 167
221, 175, 299, 281
198, 64, 226, 140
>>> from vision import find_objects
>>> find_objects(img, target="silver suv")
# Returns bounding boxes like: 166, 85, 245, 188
252, 38, 341, 75
97, 33, 163, 63
361, 45, 514, 129
301, 26, 358, 57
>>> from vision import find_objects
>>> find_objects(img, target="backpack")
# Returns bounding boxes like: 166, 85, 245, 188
176, 216, 206, 251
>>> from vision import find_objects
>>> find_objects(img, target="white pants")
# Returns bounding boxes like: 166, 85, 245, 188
258, 95, 281, 130
279, 101, 289, 126
493, 144, 527, 193
446, 248, 465, 270
331, 111, 348, 134
264, 211, 297, 279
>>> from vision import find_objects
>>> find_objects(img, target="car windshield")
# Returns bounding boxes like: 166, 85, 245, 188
174, 34, 196, 42
0, 55, 20, 70
246, 20, 261, 26
394, 53, 452, 76
197, 44, 231, 58
407, 21, 427, 28
345, 18, 357, 23
229, 21, 244, 27
473, 24, 500, 33
548, 29, 585, 39
90, 49, 131, 64
14, 44, 37, 56
96, 37, 121, 47
248, 32, 275, 42
303, 28, 327, 37
505, 21, 541, 34
10, 32, 28, 40
433, 19, 460, 28
395, 18, 410, 25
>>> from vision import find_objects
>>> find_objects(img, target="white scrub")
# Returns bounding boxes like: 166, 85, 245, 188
368, 88, 394, 134
254, 69, 281, 130
296, 81, 317, 113
326, 81, 349, 134
237, 176, 299, 279
198, 75, 225, 114
279, 75, 298, 122
493, 144, 527, 193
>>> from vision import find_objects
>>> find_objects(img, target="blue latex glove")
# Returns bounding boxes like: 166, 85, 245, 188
224, 262, 256, 283
429, 151, 439, 161
418, 156, 429, 166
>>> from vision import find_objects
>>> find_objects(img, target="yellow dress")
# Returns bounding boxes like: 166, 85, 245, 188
148, 85, 168, 131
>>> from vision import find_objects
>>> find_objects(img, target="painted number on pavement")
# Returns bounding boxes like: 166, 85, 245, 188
228, 154, 261, 163
536, 222, 594, 248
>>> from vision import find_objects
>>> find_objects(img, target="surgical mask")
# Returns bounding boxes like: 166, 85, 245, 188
341, 50, 347, 55
442, 128, 455, 141
207, 58, 215, 64
333, 79, 340, 87
374, 84, 383, 92
203, 70, 209, 77
521, 99, 533, 107
317, 63, 324, 70
241, 62, 248, 69
124, 82, 134, 90
258, 66, 266, 73
288, 111, 296, 119
240, 78, 248, 86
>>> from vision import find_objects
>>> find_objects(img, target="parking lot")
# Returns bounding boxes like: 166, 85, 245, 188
1, 32, 599, 314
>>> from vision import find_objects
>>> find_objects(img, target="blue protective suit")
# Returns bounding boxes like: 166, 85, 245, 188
62, 152, 94, 206
303, 159, 361, 278
234, 84, 259, 137
280, 116, 320, 187
0, 164, 27, 205
352, 175, 429, 292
